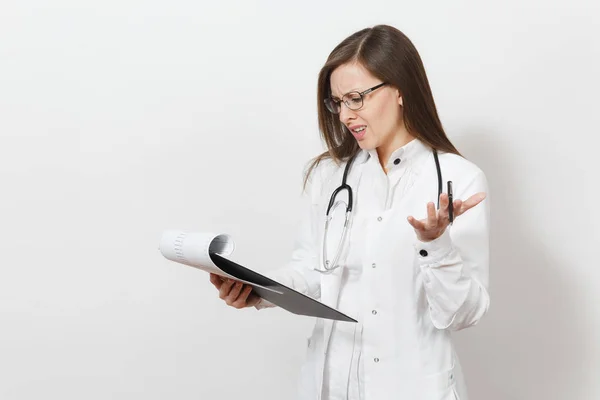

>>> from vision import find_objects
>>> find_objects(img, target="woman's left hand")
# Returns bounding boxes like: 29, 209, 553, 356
407, 192, 486, 242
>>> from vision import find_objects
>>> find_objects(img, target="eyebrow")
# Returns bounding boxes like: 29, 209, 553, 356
330, 88, 361, 99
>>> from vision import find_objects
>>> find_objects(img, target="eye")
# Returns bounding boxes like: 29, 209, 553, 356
345, 93, 362, 105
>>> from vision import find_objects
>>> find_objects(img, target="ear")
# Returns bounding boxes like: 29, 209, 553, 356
396, 88, 403, 107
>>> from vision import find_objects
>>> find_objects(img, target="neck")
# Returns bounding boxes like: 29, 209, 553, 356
376, 128, 416, 172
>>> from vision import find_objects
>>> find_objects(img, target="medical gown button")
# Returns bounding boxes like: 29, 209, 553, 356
374, 357, 380, 363
419, 249, 428, 257
371, 263, 376, 268
372, 310, 377, 315
394, 158, 401, 165
377, 216, 382, 221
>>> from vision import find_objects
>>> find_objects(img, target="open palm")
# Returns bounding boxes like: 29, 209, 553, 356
407, 192, 486, 242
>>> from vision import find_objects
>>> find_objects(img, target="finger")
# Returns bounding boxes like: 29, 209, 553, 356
218, 279, 235, 300
426, 201, 437, 227
407, 216, 426, 231
226, 282, 245, 305
463, 192, 486, 210
457, 192, 486, 216
246, 292, 261, 307
453, 199, 463, 217
209, 273, 223, 289
232, 285, 254, 309
438, 193, 449, 223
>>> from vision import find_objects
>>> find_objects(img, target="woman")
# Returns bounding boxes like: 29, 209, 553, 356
210, 24, 490, 400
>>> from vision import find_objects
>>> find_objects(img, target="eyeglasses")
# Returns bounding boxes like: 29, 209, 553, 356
324, 82, 387, 114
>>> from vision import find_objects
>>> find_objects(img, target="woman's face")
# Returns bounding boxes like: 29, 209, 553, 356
329, 62, 405, 153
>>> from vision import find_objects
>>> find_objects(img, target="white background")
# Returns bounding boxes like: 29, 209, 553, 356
1, 1, 599, 399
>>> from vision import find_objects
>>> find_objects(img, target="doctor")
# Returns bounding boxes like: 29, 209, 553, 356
210, 24, 490, 400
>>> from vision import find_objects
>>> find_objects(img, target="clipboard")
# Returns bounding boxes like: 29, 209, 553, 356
159, 230, 356, 323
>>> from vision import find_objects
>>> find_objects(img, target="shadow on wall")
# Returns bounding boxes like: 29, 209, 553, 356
450, 132, 587, 400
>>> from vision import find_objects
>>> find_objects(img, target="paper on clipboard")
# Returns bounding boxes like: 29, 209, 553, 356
159, 230, 283, 294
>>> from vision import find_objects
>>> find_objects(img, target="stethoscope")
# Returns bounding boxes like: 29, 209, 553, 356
317, 149, 446, 273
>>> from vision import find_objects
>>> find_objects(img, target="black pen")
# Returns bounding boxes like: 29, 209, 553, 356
447, 181, 453, 224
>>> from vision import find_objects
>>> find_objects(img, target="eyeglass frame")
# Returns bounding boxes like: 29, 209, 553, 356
324, 82, 388, 114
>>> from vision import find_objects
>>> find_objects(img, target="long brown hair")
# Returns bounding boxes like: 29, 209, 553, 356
304, 24, 461, 188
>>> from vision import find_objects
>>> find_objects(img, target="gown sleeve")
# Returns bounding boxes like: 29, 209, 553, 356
413, 169, 491, 330
254, 164, 324, 309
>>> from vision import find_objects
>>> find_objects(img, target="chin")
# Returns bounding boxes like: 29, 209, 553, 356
356, 138, 377, 150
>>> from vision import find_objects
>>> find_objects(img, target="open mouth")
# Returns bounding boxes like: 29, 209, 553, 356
351, 125, 367, 139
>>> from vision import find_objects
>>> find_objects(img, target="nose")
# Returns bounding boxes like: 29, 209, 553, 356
339, 103, 357, 125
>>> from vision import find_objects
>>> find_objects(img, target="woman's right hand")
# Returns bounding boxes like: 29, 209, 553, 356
209, 273, 262, 309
